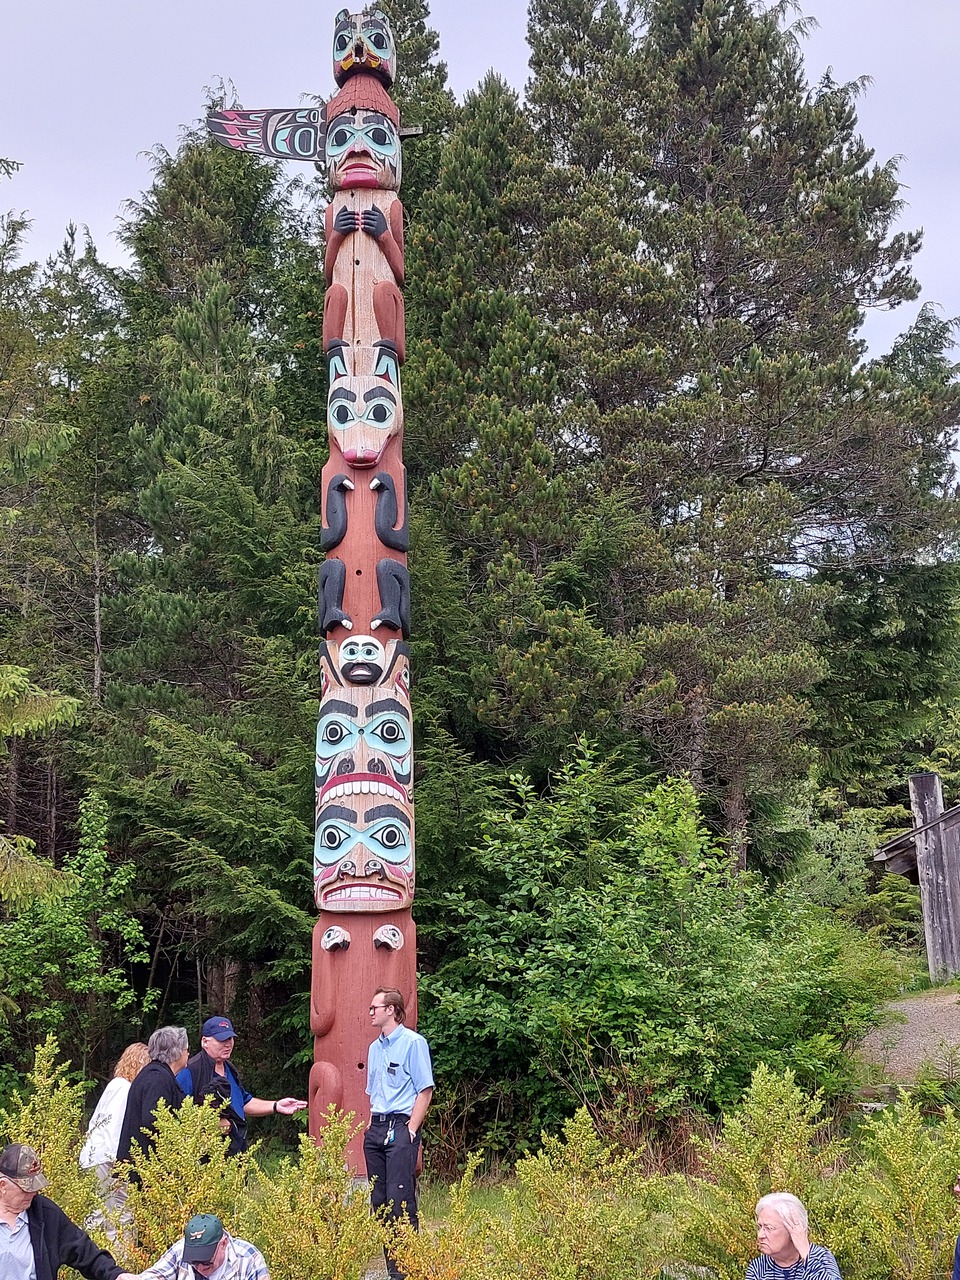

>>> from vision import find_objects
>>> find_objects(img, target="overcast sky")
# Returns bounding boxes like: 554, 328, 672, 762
3, 1, 956, 356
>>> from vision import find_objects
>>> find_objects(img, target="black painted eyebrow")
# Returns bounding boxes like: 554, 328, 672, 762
364, 805, 411, 827
318, 805, 358, 823
363, 387, 397, 404
329, 388, 358, 403
367, 698, 408, 719
322, 699, 359, 717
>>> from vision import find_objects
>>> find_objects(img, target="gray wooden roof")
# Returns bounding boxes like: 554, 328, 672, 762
874, 802, 960, 874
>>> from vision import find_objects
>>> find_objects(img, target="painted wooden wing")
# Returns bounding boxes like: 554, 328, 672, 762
207, 107, 327, 160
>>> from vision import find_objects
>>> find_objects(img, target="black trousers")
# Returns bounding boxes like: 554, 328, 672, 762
363, 1115, 421, 1280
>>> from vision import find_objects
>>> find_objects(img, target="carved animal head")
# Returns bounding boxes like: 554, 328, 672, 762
333, 8, 396, 87
327, 374, 402, 468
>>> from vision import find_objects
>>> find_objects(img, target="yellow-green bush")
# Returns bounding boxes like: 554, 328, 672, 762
239, 1115, 386, 1280
10, 1039, 960, 1280
2, 1040, 383, 1280
395, 1108, 670, 1280
669, 1064, 855, 1280
0, 1034, 100, 1229
854, 1096, 960, 1280
120, 1099, 251, 1269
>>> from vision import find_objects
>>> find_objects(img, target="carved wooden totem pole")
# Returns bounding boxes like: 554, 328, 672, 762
208, 8, 416, 1168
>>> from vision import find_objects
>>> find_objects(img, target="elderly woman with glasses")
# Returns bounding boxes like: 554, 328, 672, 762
747, 1193, 841, 1280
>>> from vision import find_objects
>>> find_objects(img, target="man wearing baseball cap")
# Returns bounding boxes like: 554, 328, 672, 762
0, 1143, 135, 1280
135, 1213, 268, 1280
176, 1017, 306, 1156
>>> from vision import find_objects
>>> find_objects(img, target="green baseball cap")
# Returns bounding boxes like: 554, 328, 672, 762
182, 1214, 224, 1263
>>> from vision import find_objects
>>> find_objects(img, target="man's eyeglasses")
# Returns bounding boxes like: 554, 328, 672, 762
369, 1005, 389, 1013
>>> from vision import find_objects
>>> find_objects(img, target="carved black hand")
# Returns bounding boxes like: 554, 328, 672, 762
333, 206, 360, 235
361, 206, 388, 239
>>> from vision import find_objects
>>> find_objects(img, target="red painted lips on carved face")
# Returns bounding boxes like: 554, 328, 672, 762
319, 771, 408, 806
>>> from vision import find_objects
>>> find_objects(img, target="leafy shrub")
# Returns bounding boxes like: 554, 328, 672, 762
395, 1108, 669, 1280
669, 1065, 854, 1280
421, 746, 898, 1156
2, 1039, 382, 1280
0, 1034, 99, 1228
239, 1115, 385, 1280
855, 1096, 960, 1280
120, 1099, 251, 1269
0, 792, 156, 1076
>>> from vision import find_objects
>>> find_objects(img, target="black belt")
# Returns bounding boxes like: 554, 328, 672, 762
371, 1111, 409, 1123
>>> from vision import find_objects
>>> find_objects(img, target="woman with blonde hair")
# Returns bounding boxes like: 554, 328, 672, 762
747, 1193, 842, 1280
80, 1042, 150, 1187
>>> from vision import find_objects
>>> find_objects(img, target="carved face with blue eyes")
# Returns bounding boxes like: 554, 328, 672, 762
316, 793, 414, 916
325, 109, 401, 191
327, 375, 402, 468
314, 798, 414, 911
316, 688, 412, 803
314, 680, 414, 911
332, 8, 396, 88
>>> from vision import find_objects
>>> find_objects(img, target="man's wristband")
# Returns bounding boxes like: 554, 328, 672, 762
273, 1100, 279, 1114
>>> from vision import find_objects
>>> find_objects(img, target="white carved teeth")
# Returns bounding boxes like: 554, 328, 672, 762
325, 885, 400, 901
324, 780, 404, 800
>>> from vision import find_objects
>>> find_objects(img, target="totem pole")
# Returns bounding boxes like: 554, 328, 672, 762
208, 8, 416, 1168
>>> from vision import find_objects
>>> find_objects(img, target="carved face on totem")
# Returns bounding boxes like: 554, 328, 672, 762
337, 635, 386, 684
327, 375, 402, 468
325, 109, 401, 191
314, 686, 414, 910
320, 636, 409, 696
314, 794, 413, 911
333, 8, 396, 87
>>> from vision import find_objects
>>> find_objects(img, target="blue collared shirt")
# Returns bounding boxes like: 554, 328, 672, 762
366, 1024, 434, 1115
0, 1210, 36, 1280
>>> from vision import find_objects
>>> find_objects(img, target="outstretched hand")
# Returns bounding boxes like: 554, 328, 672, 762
275, 1097, 308, 1115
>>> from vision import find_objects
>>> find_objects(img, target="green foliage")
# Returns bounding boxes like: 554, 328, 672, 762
0, 793, 155, 1074
848, 1096, 960, 1280
121, 1099, 252, 1270
396, 1109, 665, 1280
422, 745, 897, 1155
239, 1115, 386, 1280
0, 1035, 99, 1225
0, 665, 81, 738
1, 1040, 383, 1280
672, 1066, 852, 1280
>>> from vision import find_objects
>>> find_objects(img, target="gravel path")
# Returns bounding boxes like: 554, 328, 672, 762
860, 988, 960, 1081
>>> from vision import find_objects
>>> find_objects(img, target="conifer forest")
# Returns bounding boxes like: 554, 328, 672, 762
2, 0, 959, 1163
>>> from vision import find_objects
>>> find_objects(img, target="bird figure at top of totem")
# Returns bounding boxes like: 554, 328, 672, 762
333, 7, 397, 88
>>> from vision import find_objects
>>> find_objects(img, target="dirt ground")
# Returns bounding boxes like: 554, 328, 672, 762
859, 987, 960, 1082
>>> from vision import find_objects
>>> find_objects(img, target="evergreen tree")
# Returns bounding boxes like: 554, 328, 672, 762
519, 0, 959, 860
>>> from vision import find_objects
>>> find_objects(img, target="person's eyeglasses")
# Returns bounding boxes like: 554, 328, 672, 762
369, 1005, 389, 1013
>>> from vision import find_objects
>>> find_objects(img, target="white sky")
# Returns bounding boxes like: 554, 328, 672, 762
2, 0, 956, 356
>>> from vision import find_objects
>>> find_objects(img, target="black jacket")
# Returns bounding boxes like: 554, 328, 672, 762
26, 1194, 123, 1280
116, 1058, 185, 1164
182, 1050, 249, 1156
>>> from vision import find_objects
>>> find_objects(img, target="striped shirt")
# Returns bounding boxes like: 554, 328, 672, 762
746, 1245, 842, 1280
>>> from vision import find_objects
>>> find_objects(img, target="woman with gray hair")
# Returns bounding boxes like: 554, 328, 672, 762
747, 1193, 841, 1280
116, 1027, 190, 1170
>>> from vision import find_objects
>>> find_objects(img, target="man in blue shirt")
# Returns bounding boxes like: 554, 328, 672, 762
176, 1016, 306, 1156
363, 988, 434, 1280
